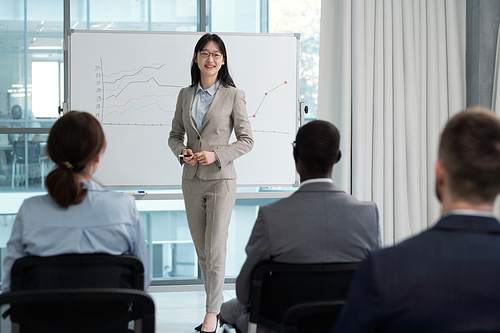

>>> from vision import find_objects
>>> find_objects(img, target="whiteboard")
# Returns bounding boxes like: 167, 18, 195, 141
68, 30, 298, 187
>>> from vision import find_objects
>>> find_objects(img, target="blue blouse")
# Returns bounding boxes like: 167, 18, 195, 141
191, 81, 219, 131
1, 180, 151, 292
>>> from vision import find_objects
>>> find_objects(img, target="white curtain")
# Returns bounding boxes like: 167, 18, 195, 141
317, 0, 466, 246
492, 22, 500, 218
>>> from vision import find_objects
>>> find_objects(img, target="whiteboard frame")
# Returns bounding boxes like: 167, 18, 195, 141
67, 30, 301, 188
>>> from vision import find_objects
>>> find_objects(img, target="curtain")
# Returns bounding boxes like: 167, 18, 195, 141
317, 0, 466, 246
492, 22, 500, 217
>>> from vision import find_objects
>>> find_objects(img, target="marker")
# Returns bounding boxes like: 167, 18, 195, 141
121, 191, 147, 195
179, 154, 193, 158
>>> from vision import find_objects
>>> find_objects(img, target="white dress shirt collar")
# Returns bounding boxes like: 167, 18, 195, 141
300, 178, 333, 188
442, 209, 495, 218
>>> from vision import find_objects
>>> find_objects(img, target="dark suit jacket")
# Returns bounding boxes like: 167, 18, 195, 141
236, 181, 381, 306
333, 214, 500, 333
168, 85, 254, 180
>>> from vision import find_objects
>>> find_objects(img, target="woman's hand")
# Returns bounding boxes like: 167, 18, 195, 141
182, 148, 198, 166
193, 151, 217, 165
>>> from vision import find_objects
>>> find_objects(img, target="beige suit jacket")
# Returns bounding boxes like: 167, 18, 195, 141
168, 84, 254, 180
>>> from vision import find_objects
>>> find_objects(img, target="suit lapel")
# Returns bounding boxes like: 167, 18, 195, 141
200, 85, 228, 133
184, 86, 198, 132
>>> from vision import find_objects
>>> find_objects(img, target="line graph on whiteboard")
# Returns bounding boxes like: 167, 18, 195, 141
93, 58, 292, 133
94, 59, 182, 126
246, 80, 292, 135
248, 80, 288, 119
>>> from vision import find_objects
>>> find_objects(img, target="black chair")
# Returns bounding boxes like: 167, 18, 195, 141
247, 260, 362, 333
0, 254, 155, 333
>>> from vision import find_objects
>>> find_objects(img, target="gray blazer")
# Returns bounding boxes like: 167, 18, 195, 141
236, 181, 381, 306
168, 84, 254, 180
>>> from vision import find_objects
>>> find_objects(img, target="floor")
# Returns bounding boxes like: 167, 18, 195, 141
149, 285, 236, 333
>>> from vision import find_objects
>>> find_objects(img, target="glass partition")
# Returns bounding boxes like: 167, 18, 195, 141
0, 0, 63, 189
0, 194, 284, 286
139, 198, 274, 284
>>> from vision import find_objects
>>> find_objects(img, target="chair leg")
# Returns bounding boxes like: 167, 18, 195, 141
41, 159, 45, 187
12, 161, 24, 188
11, 160, 15, 189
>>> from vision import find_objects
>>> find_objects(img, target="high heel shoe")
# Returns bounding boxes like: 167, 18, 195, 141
194, 323, 203, 331
200, 314, 220, 333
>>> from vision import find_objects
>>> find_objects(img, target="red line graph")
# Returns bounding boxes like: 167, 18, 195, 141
105, 92, 179, 108
249, 81, 288, 119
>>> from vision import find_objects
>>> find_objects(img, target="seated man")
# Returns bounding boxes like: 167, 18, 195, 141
221, 120, 381, 333
8, 105, 43, 184
333, 108, 500, 333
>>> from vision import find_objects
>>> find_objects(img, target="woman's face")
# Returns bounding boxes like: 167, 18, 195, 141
194, 41, 225, 81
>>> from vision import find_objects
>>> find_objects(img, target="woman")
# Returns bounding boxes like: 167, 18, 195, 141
2, 111, 151, 292
168, 33, 254, 333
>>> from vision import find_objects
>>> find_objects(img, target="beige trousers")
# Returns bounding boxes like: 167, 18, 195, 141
182, 176, 236, 312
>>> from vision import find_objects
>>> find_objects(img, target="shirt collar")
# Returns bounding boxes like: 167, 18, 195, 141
442, 209, 495, 219
80, 180, 107, 192
300, 178, 333, 188
197, 81, 219, 96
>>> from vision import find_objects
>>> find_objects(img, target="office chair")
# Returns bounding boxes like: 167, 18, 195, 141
11, 139, 43, 188
0, 253, 155, 333
279, 300, 346, 333
247, 260, 362, 333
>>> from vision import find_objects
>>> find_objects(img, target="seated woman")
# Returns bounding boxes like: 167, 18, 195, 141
1, 111, 151, 292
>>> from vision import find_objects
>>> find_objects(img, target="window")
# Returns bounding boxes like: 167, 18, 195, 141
32, 61, 60, 118
269, 0, 321, 119
0, 0, 63, 193
0, 0, 320, 286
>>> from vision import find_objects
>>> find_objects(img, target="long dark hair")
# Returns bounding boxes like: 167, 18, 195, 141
190, 33, 236, 88
45, 111, 106, 208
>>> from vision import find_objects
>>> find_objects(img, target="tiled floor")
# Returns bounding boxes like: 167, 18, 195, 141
150, 286, 236, 333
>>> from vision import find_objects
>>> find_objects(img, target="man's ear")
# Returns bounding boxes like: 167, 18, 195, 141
293, 148, 298, 163
435, 160, 446, 186
335, 150, 342, 164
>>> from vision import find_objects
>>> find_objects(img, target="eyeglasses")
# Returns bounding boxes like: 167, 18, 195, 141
291, 141, 296, 148
199, 51, 223, 60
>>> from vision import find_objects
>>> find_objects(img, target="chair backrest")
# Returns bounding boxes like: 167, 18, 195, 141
6, 254, 150, 333
10, 253, 145, 291
248, 260, 362, 333
0, 289, 155, 333
12, 140, 41, 162
280, 300, 346, 333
